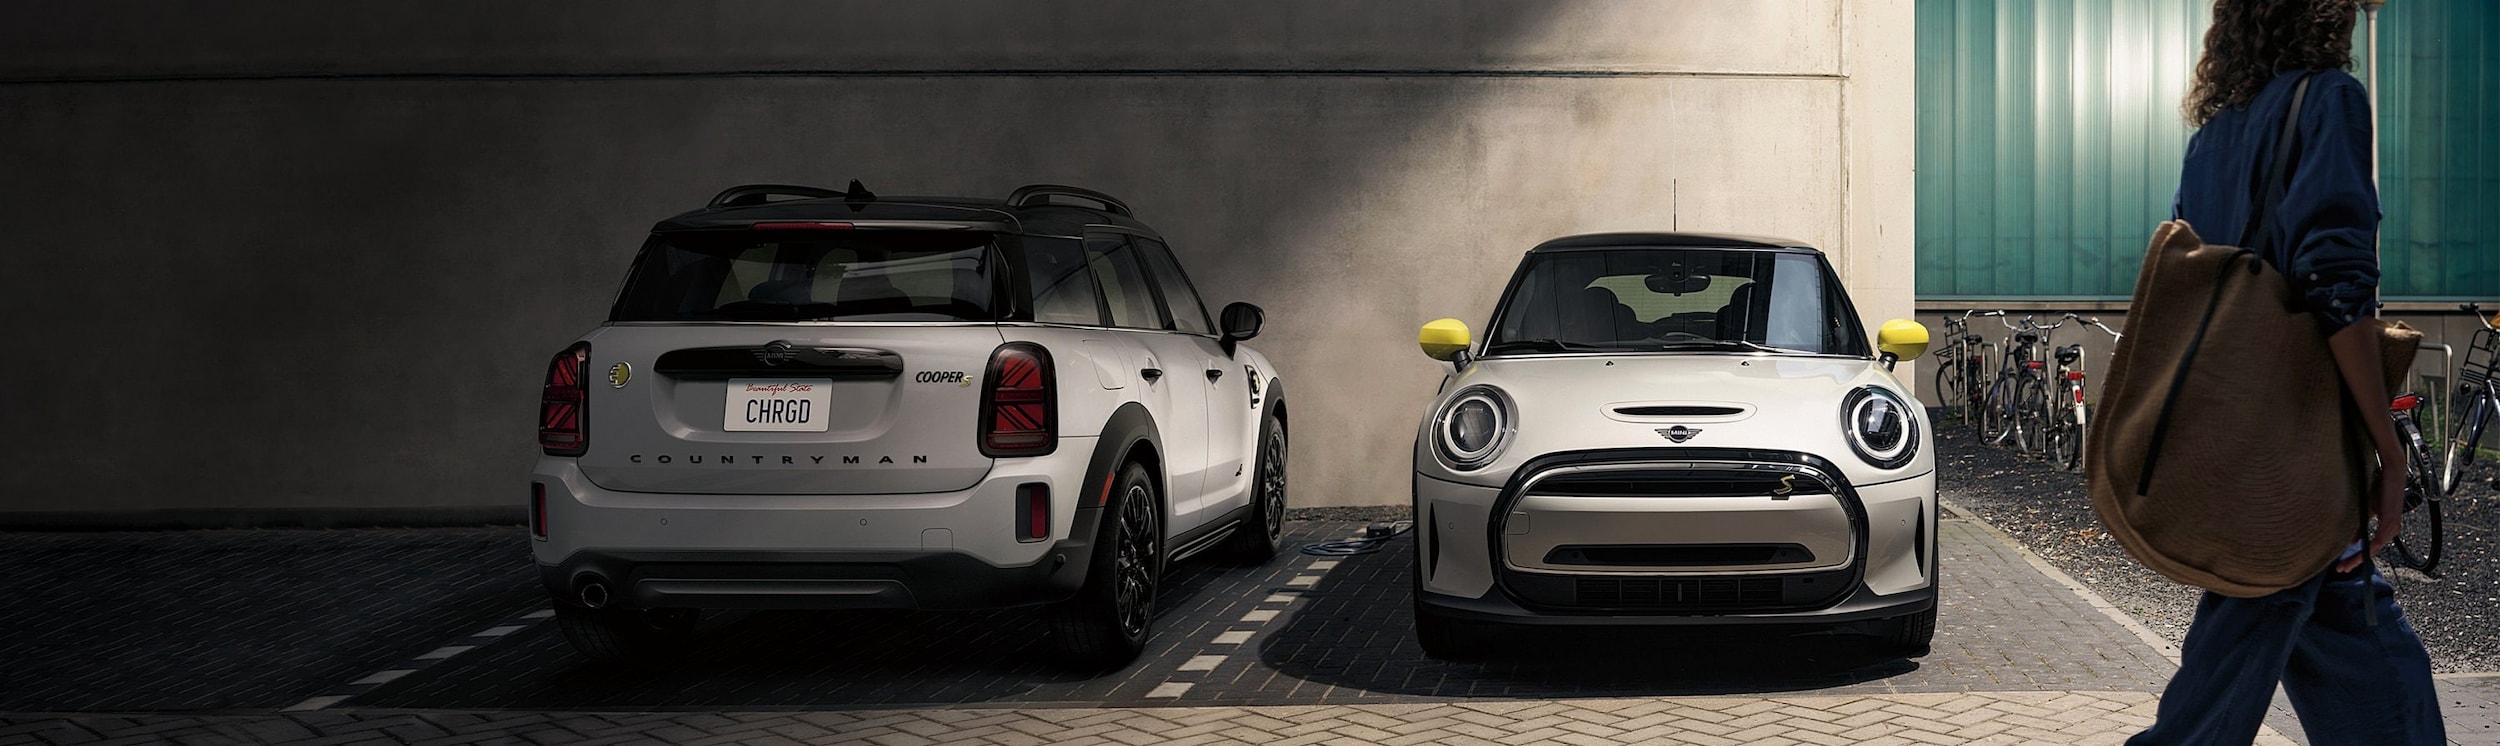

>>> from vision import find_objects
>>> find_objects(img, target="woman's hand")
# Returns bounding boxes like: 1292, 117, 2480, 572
2341, 458, 2406, 573
2326, 318, 2402, 574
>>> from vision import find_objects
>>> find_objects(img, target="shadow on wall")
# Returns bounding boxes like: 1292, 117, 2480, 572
0, 2, 1863, 520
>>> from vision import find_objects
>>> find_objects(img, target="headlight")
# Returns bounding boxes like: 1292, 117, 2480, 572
1842, 386, 1917, 469
1435, 386, 1514, 470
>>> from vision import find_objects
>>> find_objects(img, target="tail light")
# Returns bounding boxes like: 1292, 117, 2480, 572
2074, 389, 2086, 404
539, 343, 591, 456
2066, 371, 2086, 381
530, 482, 549, 540
979, 343, 1057, 457
2025, 361, 2044, 370
2392, 393, 2420, 412
1015, 483, 1049, 542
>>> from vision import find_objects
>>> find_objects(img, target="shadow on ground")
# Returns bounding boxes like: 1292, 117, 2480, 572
1255, 542, 1922, 699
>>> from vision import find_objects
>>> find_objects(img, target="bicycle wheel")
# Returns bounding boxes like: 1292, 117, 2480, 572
1979, 377, 2012, 446
2047, 401, 2085, 471
2442, 392, 2491, 498
2014, 374, 2050, 455
2391, 412, 2443, 574
1933, 359, 1963, 427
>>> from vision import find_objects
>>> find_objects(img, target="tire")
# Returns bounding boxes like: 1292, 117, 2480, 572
1933, 360, 1962, 427
2014, 375, 2051, 455
2441, 395, 2490, 498
1225, 414, 1288, 562
1979, 377, 2013, 445
555, 605, 700, 664
1414, 604, 1489, 661
2393, 412, 2444, 575
2048, 401, 2086, 472
1048, 462, 1160, 668
1878, 606, 1937, 657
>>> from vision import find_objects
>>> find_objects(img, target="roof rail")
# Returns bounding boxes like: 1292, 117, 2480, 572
1006, 184, 1131, 216
708, 180, 877, 209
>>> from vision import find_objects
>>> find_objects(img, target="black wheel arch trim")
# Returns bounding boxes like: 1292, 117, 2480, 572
1083, 401, 1164, 531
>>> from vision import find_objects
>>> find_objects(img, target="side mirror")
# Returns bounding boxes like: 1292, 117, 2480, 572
1220, 302, 1265, 349
1419, 318, 1473, 362
1876, 318, 1931, 371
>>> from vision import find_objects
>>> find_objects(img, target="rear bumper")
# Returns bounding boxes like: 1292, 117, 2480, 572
529, 440, 1100, 611
539, 539, 1095, 611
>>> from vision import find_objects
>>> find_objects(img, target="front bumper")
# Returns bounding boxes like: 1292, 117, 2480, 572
1414, 447, 1936, 624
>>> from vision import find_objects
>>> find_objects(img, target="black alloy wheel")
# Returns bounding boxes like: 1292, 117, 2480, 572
1049, 462, 1160, 667
1226, 414, 1289, 561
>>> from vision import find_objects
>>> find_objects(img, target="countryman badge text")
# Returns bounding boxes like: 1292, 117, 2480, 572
743, 381, 815, 425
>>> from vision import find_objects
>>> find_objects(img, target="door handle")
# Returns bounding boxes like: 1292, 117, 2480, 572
1140, 367, 1163, 381
1205, 368, 1224, 381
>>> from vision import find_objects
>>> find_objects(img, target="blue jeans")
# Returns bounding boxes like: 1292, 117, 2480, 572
2129, 557, 2445, 745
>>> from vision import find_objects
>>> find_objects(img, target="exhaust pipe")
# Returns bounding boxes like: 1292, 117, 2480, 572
577, 576, 612, 610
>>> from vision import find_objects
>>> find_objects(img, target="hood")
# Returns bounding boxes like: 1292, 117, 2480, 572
1412, 353, 1931, 488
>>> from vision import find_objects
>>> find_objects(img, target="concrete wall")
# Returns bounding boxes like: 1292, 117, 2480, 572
0, 2, 1915, 522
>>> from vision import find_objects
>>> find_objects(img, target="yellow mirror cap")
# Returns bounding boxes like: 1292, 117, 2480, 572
1419, 318, 1472, 360
1877, 318, 1931, 357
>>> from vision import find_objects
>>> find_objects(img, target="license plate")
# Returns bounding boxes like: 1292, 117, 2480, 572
724, 379, 832, 432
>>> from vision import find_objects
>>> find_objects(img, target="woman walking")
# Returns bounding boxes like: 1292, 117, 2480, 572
2128, 0, 2444, 743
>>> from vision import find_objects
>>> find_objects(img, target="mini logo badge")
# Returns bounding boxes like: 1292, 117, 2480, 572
1657, 426, 1703, 443
608, 362, 632, 389
755, 341, 796, 366
1774, 475, 1797, 497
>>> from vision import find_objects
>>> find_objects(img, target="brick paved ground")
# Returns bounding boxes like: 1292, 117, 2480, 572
5, 513, 2489, 742
0, 527, 539, 711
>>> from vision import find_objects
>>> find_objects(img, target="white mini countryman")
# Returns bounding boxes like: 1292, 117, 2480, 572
1408, 233, 1936, 658
532, 183, 1288, 668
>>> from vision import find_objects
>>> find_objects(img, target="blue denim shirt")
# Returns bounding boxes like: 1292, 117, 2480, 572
2172, 69, 2381, 333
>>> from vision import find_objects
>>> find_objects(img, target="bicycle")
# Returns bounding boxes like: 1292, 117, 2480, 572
1979, 313, 2049, 455
2013, 315, 2072, 462
2387, 390, 2443, 575
1930, 310, 1990, 427
2040, 314, 2122, 472
2439, 302, 2499, 503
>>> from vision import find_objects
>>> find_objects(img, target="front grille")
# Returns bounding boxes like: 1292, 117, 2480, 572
1575, 576, 1784, 607
1532, 469, 1828, 498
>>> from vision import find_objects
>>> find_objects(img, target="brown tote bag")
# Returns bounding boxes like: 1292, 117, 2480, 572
2085, 74, 2420, 597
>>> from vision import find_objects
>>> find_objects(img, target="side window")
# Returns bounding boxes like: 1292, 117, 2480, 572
1084, 234, 1165, 330
1024, 238, 1104, 325
1135, 238, 1215, 335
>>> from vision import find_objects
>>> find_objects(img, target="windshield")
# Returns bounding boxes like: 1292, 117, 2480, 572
609, 230, 996, 322
1486, 248, 1869, 357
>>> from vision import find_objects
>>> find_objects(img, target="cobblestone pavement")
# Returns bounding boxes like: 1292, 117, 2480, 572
7, 512, 2493, 742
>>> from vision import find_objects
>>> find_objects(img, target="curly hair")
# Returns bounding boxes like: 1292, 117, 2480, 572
2184, 0, 2360, 126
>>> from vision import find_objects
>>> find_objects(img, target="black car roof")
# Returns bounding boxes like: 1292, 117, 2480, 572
652, 185, 1157, 238
1527, 232, 1821, 254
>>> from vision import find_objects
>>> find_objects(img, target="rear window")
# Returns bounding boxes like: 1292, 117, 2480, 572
609, 231, 996, 322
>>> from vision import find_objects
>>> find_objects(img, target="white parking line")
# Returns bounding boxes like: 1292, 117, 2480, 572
416, 645, 473, 660
1212, 630, 1253, 645
1263, 593, 1298, 603
1146, 682, 1193, 698
1308, 560, 1340, 571
474, 625, 525, 638
350, 670, 412, 686
523, 609, 555, 620
1285, 575, 1320, 587
1178, 655, 1225, 672
1241, 609, 1279, 622
282, 696, 349, 712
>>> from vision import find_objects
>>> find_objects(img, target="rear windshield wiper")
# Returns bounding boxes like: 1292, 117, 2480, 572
1483, 338, 1612, 355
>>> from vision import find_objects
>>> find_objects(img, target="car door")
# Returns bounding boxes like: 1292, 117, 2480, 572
1135, 237, 1253, 517
1083, 232, 1213, 531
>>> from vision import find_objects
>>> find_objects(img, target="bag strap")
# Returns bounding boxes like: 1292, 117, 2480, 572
2137, 73, 2314, 496
2237, 72, 2315, 251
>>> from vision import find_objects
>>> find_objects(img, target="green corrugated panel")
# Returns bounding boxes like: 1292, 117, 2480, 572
1916, 0, 2494, 300
2377, 0, 2500, 299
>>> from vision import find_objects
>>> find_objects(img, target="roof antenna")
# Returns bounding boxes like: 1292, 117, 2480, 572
844, 179, 876, 212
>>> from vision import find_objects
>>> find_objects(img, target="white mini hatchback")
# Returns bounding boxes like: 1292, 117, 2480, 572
1407, 233, 1936, 659
531, 183, 1289, 667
